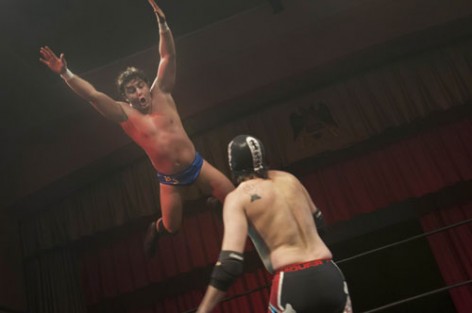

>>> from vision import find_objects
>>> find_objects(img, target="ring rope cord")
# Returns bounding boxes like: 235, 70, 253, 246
361, 279, 472, 313
180, 218, 472, 313
337, 217, 472, 265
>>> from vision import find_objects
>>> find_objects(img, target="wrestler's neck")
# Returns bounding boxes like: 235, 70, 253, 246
130, 102, 152, 115
238, 173, 266, 185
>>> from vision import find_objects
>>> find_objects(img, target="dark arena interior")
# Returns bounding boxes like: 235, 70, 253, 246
0, 0, 471, 312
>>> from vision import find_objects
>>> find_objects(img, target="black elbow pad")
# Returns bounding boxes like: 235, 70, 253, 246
210, 251, 244, 291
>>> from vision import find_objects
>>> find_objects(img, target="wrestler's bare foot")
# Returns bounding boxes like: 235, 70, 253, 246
143, 220, 159, 258
206, 196, 222, 209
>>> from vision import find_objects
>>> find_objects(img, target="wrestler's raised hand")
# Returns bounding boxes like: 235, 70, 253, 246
147, 0, 166, 22
39, 46, 67, 75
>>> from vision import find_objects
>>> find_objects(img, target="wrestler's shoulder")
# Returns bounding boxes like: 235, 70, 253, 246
229, 181, 258, 201
229, 185, 249, 199
223, 189, 249, 211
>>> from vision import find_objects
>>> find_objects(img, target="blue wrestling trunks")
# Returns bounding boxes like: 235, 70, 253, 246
269, 259, 350, 313
157, 152, 204, 186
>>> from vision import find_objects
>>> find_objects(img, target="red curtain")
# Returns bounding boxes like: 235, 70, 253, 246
301, 118, 472, 224
81, 208, 224, 307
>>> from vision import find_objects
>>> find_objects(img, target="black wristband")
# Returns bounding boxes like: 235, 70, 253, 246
313, 210, 327, 236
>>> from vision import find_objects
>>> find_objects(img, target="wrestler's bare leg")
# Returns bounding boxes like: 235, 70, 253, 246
196, 160, 235, 203
159, 184, 184, 233
144, 161, 233, 257
144, 183, 186, 257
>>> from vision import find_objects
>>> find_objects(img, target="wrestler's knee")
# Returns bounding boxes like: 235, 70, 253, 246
201, 161, 234, 200
212, 178, 235, 202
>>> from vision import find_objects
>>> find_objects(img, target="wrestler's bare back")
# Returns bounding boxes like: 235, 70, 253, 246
235, 170, 332, 271
120, 90, 196, 175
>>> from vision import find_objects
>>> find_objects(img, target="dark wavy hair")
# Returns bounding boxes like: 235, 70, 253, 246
116, 67, 150, 97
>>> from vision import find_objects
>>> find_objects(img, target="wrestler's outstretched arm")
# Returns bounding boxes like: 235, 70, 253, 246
39, 46, 127, 123
147, 0, 176, 93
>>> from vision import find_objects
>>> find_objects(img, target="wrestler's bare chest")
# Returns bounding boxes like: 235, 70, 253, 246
125, 110, 181, 137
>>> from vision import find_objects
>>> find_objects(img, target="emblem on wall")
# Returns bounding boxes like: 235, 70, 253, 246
289, 102, 339, 141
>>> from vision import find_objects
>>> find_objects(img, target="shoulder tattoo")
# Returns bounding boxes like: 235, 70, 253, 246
250, 194, 262, 202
